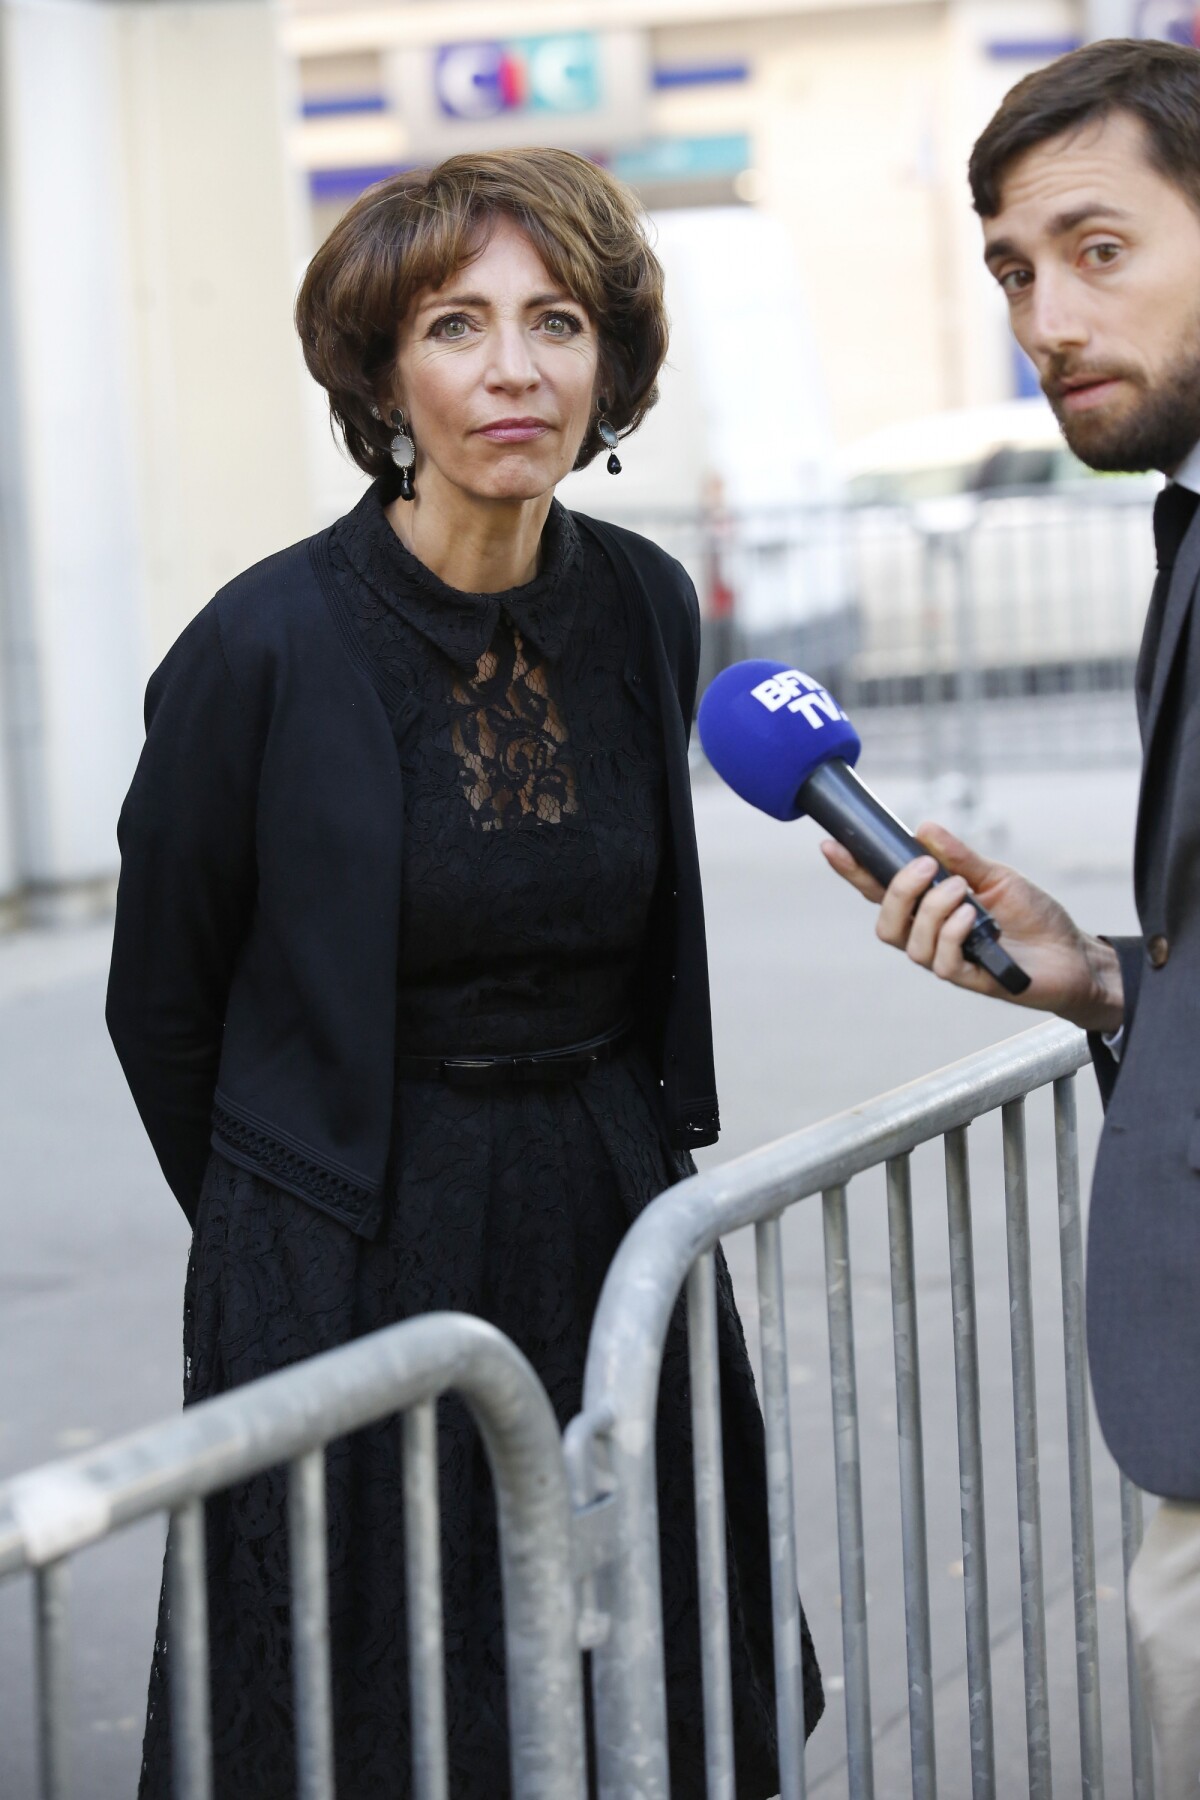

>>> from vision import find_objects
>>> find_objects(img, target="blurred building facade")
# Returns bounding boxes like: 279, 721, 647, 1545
0, 0, 1195, 910
288, 0, 1199, 445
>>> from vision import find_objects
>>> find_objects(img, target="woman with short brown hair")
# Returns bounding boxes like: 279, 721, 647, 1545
109, 146, 822, 1797
297, 145, 667, 484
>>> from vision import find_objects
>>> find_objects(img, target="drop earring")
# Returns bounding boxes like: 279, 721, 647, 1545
597, 415, 622, 476
390, 408, 416, 500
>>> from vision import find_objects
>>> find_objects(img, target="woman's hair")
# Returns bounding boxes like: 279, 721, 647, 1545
295, 146, 668, 479
970, 38, 1200, 220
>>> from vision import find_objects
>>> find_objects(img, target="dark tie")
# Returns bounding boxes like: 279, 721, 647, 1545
1136, 483, 1200, 723
1153, 481, 1200, 571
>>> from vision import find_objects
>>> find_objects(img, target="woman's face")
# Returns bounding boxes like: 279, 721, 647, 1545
390, 216, 601, 506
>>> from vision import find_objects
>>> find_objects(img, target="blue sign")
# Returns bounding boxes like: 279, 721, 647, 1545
434, 35, 602, 122
613, 134, 751, 185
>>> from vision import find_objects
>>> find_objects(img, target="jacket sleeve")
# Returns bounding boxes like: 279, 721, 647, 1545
1087, 933, 1143, 1109
106, 604, 260, 1222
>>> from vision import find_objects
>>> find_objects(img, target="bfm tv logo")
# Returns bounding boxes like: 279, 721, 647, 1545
434, 35, 602, 122
750, 669, 848, 731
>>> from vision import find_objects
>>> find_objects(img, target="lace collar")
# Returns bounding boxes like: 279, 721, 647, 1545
333, 479, 584, 670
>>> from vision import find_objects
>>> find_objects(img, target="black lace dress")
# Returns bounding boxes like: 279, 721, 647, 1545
138, 487, 822, 1798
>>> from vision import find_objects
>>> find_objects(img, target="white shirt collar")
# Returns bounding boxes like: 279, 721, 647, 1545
1169, 440, 1200, 495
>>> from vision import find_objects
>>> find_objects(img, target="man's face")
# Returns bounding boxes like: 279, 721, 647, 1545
983, 109, 1200, 473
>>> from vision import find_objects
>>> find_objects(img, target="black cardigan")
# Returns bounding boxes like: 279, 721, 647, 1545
106, 510, 720, 1237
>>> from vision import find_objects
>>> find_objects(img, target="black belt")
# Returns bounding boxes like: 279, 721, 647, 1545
395, 1020, 633, 1089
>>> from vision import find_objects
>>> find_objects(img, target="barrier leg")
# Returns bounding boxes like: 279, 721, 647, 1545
289, 1448, 335, 1800
886, 1155, 937, 1800
821, 1184, 875, 1800
1001, 1100, 1052, 1800
756, 1213, 807, 1800
404, 1401, 449, 1800
167, 1498, 213, 1800
944, 1129, 995, 1800
35, 1560, 70, 1800
687, 1252, 735, 1800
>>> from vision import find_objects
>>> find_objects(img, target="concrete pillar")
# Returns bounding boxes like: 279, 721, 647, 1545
0, 0, 312, 913
114, 0, 314, 667
0, 0, 145, 909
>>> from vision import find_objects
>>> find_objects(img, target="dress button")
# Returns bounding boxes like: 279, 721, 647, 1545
1147, 934, 1170, 968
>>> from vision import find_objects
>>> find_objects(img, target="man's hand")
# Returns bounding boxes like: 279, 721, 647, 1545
820, 820, 1124, 1034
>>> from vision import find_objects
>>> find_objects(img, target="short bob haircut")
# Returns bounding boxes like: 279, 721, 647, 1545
295, 146, 668, 481
970, 37, 1200, 219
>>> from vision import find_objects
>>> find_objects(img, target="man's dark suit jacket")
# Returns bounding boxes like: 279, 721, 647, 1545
1087, 501, 1200, 1500
105, 507, 720, 1240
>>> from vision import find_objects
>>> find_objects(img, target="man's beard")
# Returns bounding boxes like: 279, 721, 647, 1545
1045, 321, 1200, 474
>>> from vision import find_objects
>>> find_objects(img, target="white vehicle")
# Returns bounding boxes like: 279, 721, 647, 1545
839, 400, 1158, 687
842, 398, 1091, 506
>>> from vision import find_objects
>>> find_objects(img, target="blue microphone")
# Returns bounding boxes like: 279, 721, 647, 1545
698, 660, 1030, 997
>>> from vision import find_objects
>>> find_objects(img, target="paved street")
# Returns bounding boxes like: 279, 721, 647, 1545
1, 753, 1143, 1797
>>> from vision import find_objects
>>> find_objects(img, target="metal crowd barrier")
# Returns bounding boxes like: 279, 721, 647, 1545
0, 1313, 585, 1800
0, 1022, 1155, 1800
566, 1017, 1154, 1800
603, 492, 1153, 772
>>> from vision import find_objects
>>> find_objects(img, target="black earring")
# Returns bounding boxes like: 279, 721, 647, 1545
597, 416, 622, 476
390, 409, 416, 501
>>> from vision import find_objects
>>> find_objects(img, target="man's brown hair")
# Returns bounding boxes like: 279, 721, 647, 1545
295, 146, 668, 481
969, 37, 1200, 218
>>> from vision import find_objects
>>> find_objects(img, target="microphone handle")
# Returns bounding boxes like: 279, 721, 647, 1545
799, 760, 1031, 997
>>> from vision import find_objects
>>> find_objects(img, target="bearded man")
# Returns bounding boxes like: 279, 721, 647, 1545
825, 38, 1200, 1797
